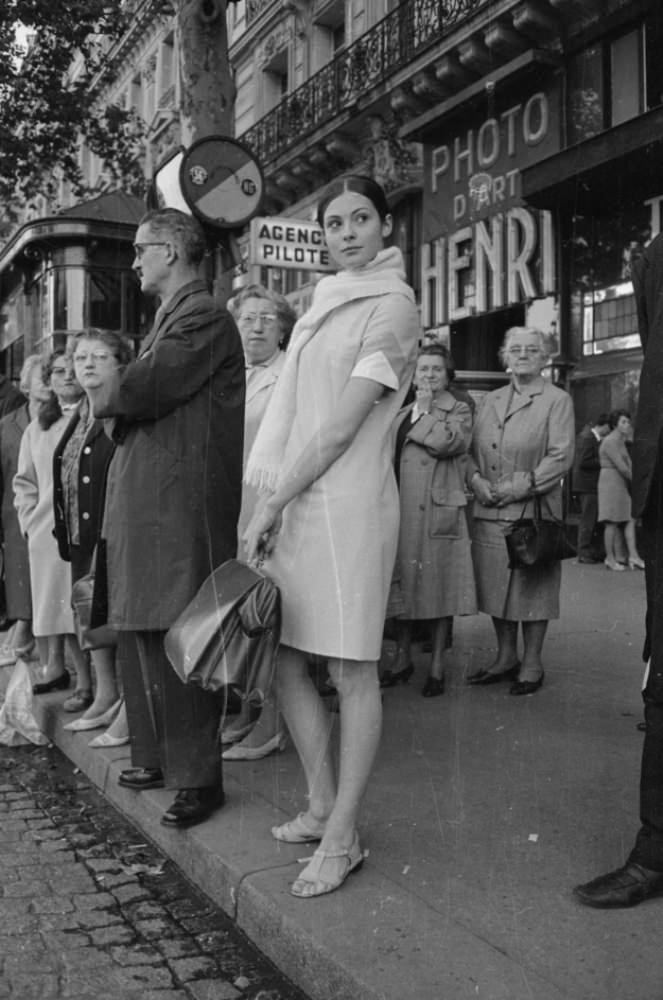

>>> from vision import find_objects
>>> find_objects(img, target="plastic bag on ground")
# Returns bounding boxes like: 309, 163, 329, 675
0, 658, 48, 745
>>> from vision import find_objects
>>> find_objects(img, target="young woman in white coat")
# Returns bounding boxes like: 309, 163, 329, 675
245, 176, 419, 898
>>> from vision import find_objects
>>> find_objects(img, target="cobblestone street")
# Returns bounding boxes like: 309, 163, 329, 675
0, 744, 309, 1000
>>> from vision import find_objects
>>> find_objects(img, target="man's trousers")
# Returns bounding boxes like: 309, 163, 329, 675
120, 630, 223, 791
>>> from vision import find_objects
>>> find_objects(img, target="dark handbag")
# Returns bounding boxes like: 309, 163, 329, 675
164, 558, 281, 704
504, 495, 576, 569
71, 542, 117, 651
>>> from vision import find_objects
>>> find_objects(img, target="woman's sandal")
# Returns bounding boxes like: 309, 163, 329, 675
290, 833, 364, 898
271, 812, 326, 844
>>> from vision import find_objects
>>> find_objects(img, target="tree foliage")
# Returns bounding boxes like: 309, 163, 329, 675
0, 0, 151, 220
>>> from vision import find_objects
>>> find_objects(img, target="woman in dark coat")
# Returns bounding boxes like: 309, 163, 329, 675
55, 330, 132, 740
0, 356, 43, 662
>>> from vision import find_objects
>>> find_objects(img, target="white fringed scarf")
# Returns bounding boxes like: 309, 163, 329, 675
244, 246, 414, 493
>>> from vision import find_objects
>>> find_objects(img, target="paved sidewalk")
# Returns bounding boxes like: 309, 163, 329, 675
26, 560, 661, 1000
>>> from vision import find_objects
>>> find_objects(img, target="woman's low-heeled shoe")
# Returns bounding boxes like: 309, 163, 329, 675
33, 672, 70, 695
63, 689, 94, 713
222, 731, 287, 760
380, 663, 414, 688
629, 557, 645, 570
510, 671, 545, 696
89, 732, 130, 748
290, 833, 364, 898
467, 663, 520, 686
422, 676, 444, 697
62, 699, 122, 731
271, 812, 326, 844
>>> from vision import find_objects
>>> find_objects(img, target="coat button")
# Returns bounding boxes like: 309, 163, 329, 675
82, 512, 90, 520
83, 447, 91, 454
82, 475, 90, 484
492, 443, 497, 449
419, 504, 425, 511
421, 459, 428, 466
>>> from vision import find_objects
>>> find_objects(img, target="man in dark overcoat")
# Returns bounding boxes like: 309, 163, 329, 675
574, 231, 663, 906
573, 414, 610, 563
90, 208, 245, 829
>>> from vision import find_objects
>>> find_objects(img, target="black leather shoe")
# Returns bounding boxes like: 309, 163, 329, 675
467, 663, 520, 686
422, 676, 444, 697
573, 862, 663, 908
161, 787, 225, 828
118, 767, 164, 790
380, 664, 414, 688
510, 671, 544, 696
33, 672, 70, 695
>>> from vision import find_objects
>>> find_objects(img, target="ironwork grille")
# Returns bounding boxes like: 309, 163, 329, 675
239, 0, 486, 165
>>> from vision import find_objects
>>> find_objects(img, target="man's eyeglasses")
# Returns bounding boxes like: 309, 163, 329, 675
73, 351, 115, 364
507, 346, 541, 356
133, 242, 168, 258
239, 313, 279, 328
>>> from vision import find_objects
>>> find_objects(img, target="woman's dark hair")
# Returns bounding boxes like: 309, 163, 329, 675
316, 175, 390, 227
417, 343, 456, 383
609, 409, 631, 429
73, 327, 134, 367
229, 285, 297, 350
38, 349, 67, 430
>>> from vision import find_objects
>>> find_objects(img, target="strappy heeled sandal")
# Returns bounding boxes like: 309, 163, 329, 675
290, 833, 364, 898
271, 812, 326, 844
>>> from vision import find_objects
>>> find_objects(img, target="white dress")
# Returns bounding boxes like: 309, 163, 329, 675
13, 415, 74, 636
264, 274, 418, 662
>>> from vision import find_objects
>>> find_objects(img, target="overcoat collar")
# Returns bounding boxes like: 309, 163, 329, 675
492, 375, 545, 425
140, 279, 207, 357
246, 350, 286, 405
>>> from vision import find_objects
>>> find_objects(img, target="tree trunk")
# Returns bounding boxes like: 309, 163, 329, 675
177, 0, 235, 146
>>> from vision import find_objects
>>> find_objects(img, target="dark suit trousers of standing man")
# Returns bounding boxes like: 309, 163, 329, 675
120, 632, 223, 791
630, 442, 663, 872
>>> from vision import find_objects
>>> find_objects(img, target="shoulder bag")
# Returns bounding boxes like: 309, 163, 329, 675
164, 558, 281, 706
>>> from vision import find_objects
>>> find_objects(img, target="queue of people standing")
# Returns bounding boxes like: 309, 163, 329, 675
2, 176, 645, 904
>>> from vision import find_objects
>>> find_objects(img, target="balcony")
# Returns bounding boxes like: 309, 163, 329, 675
239, 0, 487, 166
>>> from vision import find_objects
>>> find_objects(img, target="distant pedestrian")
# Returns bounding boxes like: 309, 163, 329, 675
598, 410, 644, 571
574, 232, 663, 908
573, 413, 610, 563
87, 208, 245, 830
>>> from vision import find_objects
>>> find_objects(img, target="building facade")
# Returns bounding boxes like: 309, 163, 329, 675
1, 0, 660, 424
231, 0, 662, 418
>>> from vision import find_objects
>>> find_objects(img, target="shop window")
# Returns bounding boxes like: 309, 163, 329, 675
567, 28, 644, 144
645, 11, 663, 109
610, 29, 643, 126
582, 282, 640, 355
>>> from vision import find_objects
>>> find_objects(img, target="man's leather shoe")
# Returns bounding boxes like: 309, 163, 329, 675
118, 767, 164, 790
161, 787, 224, 828
573, 862, 663, 908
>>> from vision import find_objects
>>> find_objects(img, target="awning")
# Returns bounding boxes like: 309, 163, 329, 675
521, 106, 663, 213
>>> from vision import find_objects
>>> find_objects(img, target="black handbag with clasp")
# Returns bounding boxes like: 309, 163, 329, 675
503, 495, 576, 569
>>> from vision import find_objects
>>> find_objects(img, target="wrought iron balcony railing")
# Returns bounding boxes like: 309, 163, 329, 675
239, 0, 486, 166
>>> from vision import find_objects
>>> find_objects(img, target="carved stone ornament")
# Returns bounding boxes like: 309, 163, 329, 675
259, 23, 294, 65
360, 114, 422, 193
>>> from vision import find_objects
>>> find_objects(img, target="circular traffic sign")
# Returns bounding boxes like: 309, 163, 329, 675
180, 135, 263, 229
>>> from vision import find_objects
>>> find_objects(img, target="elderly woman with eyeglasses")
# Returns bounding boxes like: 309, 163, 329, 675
220, 285, 297, 760
466, 326, 575, 695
